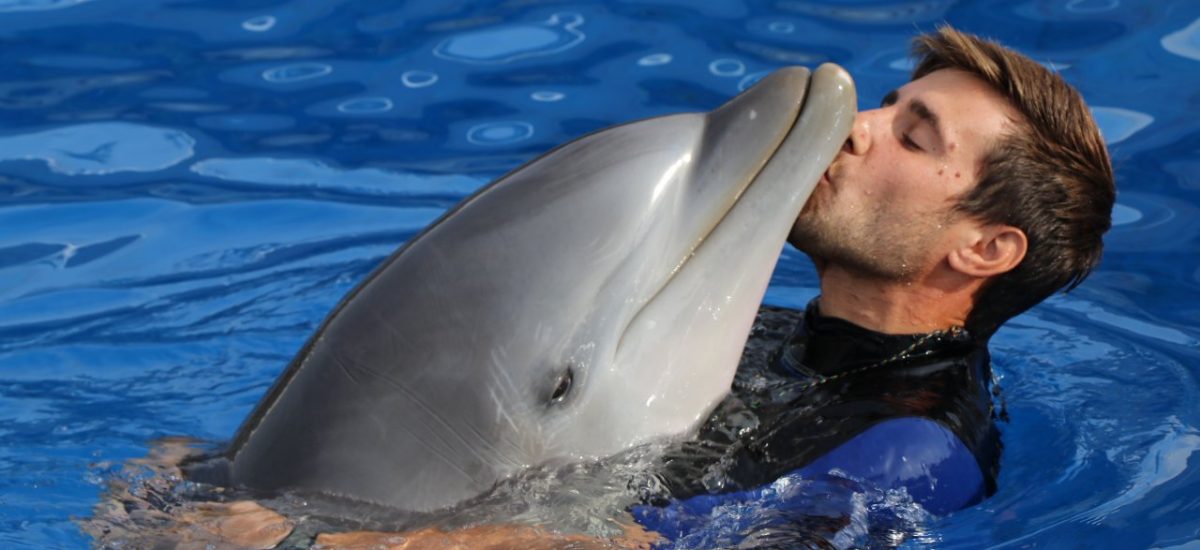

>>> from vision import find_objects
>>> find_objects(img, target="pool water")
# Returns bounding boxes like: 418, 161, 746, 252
2, 0, 1199, 547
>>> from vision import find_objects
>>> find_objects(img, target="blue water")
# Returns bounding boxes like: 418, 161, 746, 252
1, 0, 1198, 547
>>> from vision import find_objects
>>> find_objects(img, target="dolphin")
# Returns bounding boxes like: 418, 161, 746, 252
220, 64, 856, 512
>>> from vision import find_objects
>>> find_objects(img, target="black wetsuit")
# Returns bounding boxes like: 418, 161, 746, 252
633, 300, 1002, 542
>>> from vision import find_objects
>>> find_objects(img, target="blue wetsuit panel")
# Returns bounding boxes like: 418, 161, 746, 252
795, 416, 985, 515
633, 417, 985, 540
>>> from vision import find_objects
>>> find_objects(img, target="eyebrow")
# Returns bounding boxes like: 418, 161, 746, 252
908, 98, 945, 145
882, 89, 947, 150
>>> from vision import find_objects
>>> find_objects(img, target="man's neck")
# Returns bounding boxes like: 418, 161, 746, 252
816, 263, 975, 335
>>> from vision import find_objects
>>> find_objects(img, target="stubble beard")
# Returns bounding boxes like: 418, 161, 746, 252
791, 184, 936, 284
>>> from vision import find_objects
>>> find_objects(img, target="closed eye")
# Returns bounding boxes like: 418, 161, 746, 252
901, 132, 923, 152
881, 90, 898, 107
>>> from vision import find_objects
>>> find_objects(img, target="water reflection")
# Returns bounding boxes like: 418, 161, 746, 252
261, 62, 333, 83
336, 97, 394, 114
0, 122, 195, 176
1091, 106, 1153, 145
1162, 17, 1200, 61
638, 53, 673, 66
0, 72, 164, 109
0, 0, 95, 12
241, 15, 276, 32
194, 114, 295, 131
776, 0, 951, 24
466, 121, 535, 146
708, 58, 746, 77
434, 12, 586, 64
738, 71, 770, 91
190, 157, 483, 197
531, 91, 565, 102
400, 70, 439, 88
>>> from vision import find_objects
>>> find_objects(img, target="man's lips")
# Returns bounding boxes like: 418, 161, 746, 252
820, 138, 853, 187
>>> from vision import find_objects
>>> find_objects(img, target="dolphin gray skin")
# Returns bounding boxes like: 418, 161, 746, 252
224, 64, 856, 512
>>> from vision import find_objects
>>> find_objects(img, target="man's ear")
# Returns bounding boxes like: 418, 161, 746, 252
947, 224, 1027, 278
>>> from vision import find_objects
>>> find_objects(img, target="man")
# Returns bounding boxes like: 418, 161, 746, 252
134, 26, 1113, 548
628, 24, 1114, 544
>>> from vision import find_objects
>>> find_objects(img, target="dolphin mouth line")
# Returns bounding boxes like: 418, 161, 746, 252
613, 74, 818, 357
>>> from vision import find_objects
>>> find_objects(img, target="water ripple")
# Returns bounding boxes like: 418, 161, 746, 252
1162, 17, 1200, 61
466, 121, 535, 146
708, 58, 746, 77
262, 62, 333, 83
637, 53, 673, 66
1091, 106, 1154, 145
531, 91, 565, 102
0, 0, 94, 12
190, 157, 483, 197
434, 12, 586, 64
776, 0, 952, 24
241, 15, 277, 32
336, 97, 394, 114
400, 70, 439, 88
0, 122, 195, 176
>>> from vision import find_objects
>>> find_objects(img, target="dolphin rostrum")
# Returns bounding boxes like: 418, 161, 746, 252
221, 64, 856, 512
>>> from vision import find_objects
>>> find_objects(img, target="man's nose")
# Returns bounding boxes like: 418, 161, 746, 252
846, 108, 876, 156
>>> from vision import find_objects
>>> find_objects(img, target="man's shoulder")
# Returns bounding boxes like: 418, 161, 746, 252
797, 417, 987, 515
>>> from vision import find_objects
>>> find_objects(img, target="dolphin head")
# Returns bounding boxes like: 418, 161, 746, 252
226, 64, 856, 511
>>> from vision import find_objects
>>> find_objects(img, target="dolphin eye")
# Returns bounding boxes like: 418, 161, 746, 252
549, 367, 573, 404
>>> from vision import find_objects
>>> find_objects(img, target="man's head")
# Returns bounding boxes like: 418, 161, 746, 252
790, 26, 1114, 337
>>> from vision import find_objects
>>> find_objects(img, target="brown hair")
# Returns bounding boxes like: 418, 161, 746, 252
911, 26, 1115, 338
